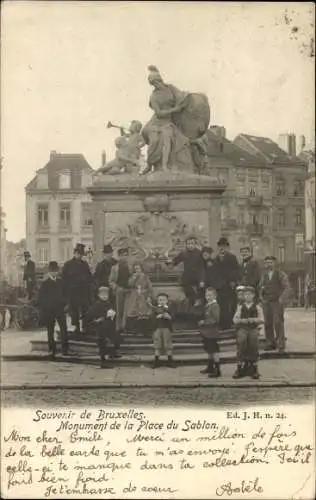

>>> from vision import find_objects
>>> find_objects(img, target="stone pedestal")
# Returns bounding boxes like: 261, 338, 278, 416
89, 171, 226, 264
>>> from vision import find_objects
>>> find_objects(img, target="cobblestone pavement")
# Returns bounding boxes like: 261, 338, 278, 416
1, 309, 315, 390
2, 386, 315, 407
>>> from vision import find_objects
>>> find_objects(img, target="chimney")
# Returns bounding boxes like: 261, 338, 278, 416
50, 150, 57, 160
299, 135, 306, 153
210, 125, 226, 138
277, 133, 296, 156
101, 150, 106, 167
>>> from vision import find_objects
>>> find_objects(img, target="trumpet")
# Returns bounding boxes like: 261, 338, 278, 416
106, 121, 129, 134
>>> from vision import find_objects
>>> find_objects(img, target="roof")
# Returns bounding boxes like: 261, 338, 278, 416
202, 129, 267, 167
234, 134, 305, 165
26, 153, 95, 191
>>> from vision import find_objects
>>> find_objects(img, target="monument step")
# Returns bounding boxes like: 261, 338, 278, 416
31, 337, 267, 356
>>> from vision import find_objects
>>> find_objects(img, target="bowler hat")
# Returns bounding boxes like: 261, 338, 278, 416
217, 237, 229, 246
103, 244, 113, 254
48, 261, 59, 272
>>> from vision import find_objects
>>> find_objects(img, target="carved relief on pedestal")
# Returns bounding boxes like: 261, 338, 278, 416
107, 211, 207, 271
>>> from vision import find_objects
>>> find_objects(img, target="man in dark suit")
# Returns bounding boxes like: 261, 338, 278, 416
239, 245, 261, 299
23, 251, 36, 301
169, 236, 205, 307
93, 244, 117, 305
213, 237, 240, 330
62, 243, 93, 334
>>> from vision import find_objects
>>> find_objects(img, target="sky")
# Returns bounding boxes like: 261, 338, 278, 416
1, 1, 315, 242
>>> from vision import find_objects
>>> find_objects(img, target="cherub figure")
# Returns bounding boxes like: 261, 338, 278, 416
100, 120, 145, 175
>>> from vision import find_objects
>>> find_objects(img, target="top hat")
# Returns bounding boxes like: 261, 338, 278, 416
48, 261, 59, 272
103, 244, 113, 254
217, 237, 229, 246
117, 247, 129, 256
74, 243, 85, 255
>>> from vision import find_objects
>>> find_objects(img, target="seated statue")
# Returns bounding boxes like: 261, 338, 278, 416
99, 120, 146, 175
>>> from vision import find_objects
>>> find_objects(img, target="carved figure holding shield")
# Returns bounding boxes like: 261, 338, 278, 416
142, 66, 210, 173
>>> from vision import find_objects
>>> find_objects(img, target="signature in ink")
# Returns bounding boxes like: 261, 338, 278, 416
216, 477, 263, 496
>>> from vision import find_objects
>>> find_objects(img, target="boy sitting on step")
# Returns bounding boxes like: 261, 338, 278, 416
233, 285, 264, 379
152, 293, 175, 368
198, 287, 221, 378
86, 286, 118, 369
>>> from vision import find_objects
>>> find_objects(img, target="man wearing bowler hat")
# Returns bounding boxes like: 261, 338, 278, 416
62, 243, 93, 334
94, 244, 118, 304
109, 247, 131, 332
23, 251, 36, 301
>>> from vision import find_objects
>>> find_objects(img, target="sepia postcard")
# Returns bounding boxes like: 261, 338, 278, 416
1, 1, 315, 499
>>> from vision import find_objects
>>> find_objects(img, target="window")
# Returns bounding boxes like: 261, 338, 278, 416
248, 178, 257, 196
37, 204, 49, 227
236, 173, 246, 194
59, 171, 71, 189
295, 246, 303, 263
277, 244, 285, 263
276, 178, 286, 196
81, 171, 92, 188
294, 208, 303, 226
263, 212, 270, 225
59, 239, 73, 263
262, 175, 270, 190
251, 214, 258, 225
237, 210, 245, 225
249, 186, 256, 196
36, 172, 48, 189
59, 203, 71, 226
293, 179, 304, 196
277, 208, 286, 228
36, 239, 49, 265
81, 203, 93, 227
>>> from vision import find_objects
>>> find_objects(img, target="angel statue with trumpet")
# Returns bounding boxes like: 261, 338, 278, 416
99, 120, 146, 175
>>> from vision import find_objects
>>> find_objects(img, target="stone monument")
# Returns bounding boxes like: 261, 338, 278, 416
89, 66, 226, 308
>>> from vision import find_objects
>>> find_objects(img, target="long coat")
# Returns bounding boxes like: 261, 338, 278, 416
62, 257, 93, 303
125, 273, 154, 318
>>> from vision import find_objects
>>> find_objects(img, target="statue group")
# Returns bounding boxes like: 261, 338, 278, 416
99, 66, 211, 176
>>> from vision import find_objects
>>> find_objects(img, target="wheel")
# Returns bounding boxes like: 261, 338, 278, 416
14, 305, 40, 330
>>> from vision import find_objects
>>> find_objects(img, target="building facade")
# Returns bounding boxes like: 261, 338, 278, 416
203, 127, 274, 261
301, 148, 315, 280
233, 133, 307, 298
25, 152, 95, 270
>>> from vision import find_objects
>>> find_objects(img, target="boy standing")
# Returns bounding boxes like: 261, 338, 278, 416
199, 288, 221, 377
233, 285, 264, 379
152, 293, 175, 368
169, 236, 205, 307
37, 261, 68, 358
86, 286, 117, 368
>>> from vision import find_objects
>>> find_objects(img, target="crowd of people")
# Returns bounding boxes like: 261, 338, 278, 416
23, 236, 293, 378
